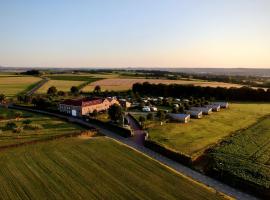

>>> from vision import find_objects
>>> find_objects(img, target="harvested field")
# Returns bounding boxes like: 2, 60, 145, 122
36, 80, 84, 93
0, 136, 228, 200
0, 76, 41, 97
82, 78, 243, 92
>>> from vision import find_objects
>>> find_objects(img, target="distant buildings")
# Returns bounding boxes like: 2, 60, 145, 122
59, 97, 119, 117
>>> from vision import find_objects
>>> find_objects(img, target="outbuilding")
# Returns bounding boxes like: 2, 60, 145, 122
213, 102, 229, 108
206, 104, 220, 112
191, 107, 212, 115
186, 110, 203, 119
168, 113, 190, 123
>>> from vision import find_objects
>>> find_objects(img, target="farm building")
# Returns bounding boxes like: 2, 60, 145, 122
213, 102, 229, 108
191, 107, 212, 115
59, 97, 119, 117
206, 104, 221, 112
186, 110, 203, 119
142, 106, 151, 112
119, 99, 132, 109
168, 113, 190, 123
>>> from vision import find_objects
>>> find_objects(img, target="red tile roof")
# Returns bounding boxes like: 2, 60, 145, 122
61, 97, 104, 107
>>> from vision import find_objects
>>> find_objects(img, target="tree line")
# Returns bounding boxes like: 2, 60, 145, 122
132, 82, 270, 101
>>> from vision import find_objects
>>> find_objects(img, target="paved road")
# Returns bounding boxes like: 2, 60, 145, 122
25, 77, 49, 96
126, 114, 146, 145
9, 105, 258, 200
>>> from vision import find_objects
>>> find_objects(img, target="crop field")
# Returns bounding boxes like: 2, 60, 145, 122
209, 116, 270, 190
147, 103, 270, 158
0, 137, 228, 200
82, 78, 242, 92
36, 80, 84, 93
0, 76, 41, 97
0, 108, 83, 147
45, 75, 101, 82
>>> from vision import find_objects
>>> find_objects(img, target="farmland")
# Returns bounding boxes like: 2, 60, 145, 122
45, 74, 101, 82
0, 76, 41, 97
147, 103, 270, 158
36, 80, 85, 93
82, 78, 243, 92
0, 107, 84, 147
0, 136, 228, 200
208, 116, 270, 194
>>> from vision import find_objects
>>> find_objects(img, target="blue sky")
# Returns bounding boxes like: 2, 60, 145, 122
0, 0, 269, 68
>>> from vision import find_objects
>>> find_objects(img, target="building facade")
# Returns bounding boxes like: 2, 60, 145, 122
59, 97, 119, 117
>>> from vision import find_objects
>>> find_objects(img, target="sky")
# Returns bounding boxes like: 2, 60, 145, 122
0, 0, 270, 68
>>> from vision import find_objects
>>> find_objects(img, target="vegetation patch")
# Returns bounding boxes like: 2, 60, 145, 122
36, 80, 84, 93
0, 108, 84, 147
207, 116, 270, 198
147, 103, 270, 158
0, 137, 228, 200
0, 76, 41, 97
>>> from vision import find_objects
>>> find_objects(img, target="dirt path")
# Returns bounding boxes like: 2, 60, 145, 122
25, 77, 49, 96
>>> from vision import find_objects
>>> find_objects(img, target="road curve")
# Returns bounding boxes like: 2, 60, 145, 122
8, 105, 259, 200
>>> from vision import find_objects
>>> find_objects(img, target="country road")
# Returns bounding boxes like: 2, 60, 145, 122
24, 77, 49, 96
8, 105, 259, 200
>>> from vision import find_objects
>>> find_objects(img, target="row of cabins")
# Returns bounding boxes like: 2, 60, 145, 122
168, 102, 229, 123
59, 97, 131, 117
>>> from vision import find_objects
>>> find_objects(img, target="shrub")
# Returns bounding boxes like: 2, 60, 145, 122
5, 122, 17, 130
23, 119, 32, 125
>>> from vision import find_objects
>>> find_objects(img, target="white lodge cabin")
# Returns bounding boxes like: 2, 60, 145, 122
185, 110, 203, 119
168, 113, 190, 123
59, 97, 119, 117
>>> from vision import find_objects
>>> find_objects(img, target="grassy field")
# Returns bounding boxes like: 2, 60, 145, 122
0, 108, 84, 147
36, 80, 84, 93
82, 78, 242, 92
45, 75, 101, 82
209, 116, 270, 190
0, 136, 228, 200
0, 76, 41, 97
147, 103, 270, 158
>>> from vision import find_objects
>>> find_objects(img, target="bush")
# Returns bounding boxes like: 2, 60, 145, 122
5, 122, 17, 130
23, 119, 32, 125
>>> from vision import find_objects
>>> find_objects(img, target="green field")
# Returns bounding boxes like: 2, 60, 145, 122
147, 103, 270, 158
36, 80, 84, 93
0, 108, 83, 147
45, 75, 101, 82
209, 116, 270, 190
0, 136, 228, 200
0, 76, 41, 97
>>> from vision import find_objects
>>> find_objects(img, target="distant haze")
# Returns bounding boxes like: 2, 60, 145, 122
0, 0, 270, 68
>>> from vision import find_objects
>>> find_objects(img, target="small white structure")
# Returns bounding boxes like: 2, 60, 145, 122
186, 110, 203, 119
213, 102, 229, 109
206, 104, 221, 112
71, 110, 77, 117
151, 106, 158, 112
168, 113, 190, 123
173, 104, 179, 108
142, 106, 151, 112
191, 107, 212, 115
175, 98, 181, 102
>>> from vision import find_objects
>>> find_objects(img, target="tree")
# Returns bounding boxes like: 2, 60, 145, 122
156, 110, 165, 121
5, 122, 17, 130
47, 86, 57, 95
57, 91, 66, 96
70, 86, 79, 95
14, 111, 22, 119
94, 85, 101, 94
23, 119, 32, 125
108, 104, 123, 122
0, 94, 6, 103
139, 116, 146, 128
91, 109, 98, 118
146, 113, 154, 120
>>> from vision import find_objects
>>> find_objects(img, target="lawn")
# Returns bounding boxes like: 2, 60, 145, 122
0, 136, 229, 200
147, 103, 270, 158
0, 76, 41, 97
0, 108, 84, 147
36, 80, 84, 93
82, 78, 242, 92
208, 116, 270, 193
